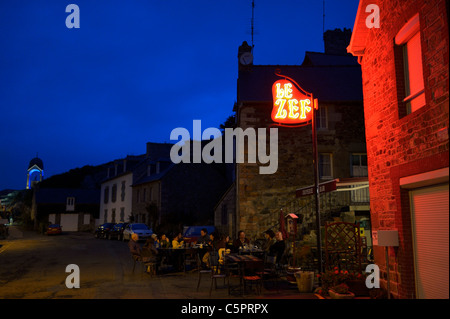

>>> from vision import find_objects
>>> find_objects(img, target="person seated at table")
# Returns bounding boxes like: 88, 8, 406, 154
128, 233, 142, 261
172, 232, 184, 249
142, 237, 159, 273
225, 235, 234, 251
269, 231, 286, 264
202, 231, 222, 267
263, 229, 276, 253
233, 230, 250, 252
158, 234, 171, 249
196, 228, 209, 246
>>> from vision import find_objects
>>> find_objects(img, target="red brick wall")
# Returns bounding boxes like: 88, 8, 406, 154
359, 0, 449, 298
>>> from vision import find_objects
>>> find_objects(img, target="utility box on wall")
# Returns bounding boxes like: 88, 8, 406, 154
373, 230, 399, 247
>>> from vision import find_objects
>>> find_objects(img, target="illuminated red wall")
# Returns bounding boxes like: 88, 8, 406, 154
354, 0, 449, 298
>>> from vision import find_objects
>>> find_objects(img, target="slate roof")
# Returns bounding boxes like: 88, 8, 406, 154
237, 52, 363, 103
131, 163, 175, 186
35, 188, 100, 204
301, 51, 359, 66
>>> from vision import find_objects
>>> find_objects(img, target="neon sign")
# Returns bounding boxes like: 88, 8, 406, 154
271, 79, 314, 125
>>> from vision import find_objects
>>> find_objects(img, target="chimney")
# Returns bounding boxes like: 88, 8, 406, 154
323, 28, 352, 55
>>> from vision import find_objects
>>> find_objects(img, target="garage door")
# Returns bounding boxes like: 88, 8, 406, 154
410, 183, 449, 299
60, 214, 79, 232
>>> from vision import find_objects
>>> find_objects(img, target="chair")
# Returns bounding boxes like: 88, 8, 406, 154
196, 253, 212, 291
242, 260, 264, 295
131, 254, 146, 279
208, 251, 228, 296
259, 255, 280, 291
183, 248, 198, 274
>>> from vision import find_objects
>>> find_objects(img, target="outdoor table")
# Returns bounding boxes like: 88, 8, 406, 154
225, 254, 264, 295
238, 248, 265, 258
157, 247, 188, 272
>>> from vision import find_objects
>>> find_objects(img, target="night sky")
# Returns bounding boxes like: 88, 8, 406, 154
0, 0, 359, 191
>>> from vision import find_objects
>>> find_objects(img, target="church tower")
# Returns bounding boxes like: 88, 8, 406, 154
26, 155, 44, 189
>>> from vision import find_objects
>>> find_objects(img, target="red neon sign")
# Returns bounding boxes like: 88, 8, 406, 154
271, 79, 314, 125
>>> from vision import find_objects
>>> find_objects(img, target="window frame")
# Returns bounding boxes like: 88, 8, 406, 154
319, 153, 333, 180
395, 13, 425, 115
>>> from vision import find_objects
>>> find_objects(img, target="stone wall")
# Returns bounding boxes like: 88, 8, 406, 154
236, 99, 366, 240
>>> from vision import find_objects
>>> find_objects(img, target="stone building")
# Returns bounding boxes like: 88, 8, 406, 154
215, 31, 369, 241
348, 0, 449, 298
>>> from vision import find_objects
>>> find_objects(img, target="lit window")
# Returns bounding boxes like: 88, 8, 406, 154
395, 13, 425, 114
319, 153, 333, 179
351, 154, 368, 177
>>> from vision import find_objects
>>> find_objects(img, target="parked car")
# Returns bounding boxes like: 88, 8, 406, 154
122, 223, 153, 241
107, 222, 129, 240
46, 224, 62, 235
182, 225, 216, 245
94, 223, 115, 239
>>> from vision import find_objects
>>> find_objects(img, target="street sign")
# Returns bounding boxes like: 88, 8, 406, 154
295, 179, 337, 197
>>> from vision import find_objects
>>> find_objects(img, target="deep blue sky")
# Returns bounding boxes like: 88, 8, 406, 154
0, 0, 359, 191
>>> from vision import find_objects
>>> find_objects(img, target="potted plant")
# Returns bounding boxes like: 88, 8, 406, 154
316, 267, 366, 298
328, 283, 355, 299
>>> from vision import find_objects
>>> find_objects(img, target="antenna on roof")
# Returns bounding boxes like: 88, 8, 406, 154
251, 0, 255, 51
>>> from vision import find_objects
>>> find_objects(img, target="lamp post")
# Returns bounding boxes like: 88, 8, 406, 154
271, 70, 323, 276
311, 102, 324, 275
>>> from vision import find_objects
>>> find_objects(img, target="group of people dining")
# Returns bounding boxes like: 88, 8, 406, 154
128, 227, 287, 274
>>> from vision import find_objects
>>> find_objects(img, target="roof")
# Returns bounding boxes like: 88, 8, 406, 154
131, 163, 175, 186
238, 64, 363, 103
301, 51, 359, 67
347, 0, 372, 57
35, 188, 100, 204
28, 157, 44, 170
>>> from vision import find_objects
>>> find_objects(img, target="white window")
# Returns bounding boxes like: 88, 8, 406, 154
319, 153, 333, 180
66, 197, 75, 211
395, 13, 425, 114
351, 153, 368, 177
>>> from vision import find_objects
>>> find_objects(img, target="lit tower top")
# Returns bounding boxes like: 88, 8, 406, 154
26, 155, 44, 189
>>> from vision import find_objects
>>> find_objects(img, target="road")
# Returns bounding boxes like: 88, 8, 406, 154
0, 226, 317, 300
0, 228, 140, 299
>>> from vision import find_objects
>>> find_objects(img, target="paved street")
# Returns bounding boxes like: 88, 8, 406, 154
0, 226, 317, 300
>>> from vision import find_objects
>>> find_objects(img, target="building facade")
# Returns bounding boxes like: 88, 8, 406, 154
222, 34, 369, 242
32, 188, 99, 232
132, 157, 231, 234
348, 0, 449, 299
